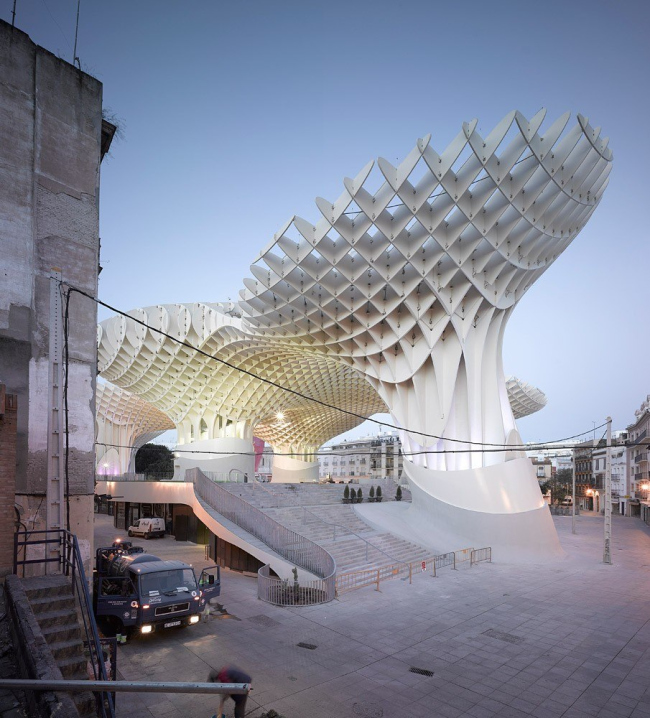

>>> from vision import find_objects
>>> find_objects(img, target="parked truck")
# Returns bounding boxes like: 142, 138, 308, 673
93, 541, 220, 635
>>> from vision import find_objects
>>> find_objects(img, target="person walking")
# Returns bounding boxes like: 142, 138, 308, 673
209, 665, 252, 718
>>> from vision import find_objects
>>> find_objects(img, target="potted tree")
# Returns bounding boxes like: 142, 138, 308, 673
395, 485, 402, 501
357, 487, 363, 503
350, 487, 357, 503
343, 484, 350, 504
369, 486, 375, 503
376, 486, 382, 502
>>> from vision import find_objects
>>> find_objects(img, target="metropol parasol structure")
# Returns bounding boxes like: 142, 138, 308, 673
97, 110, 611, 558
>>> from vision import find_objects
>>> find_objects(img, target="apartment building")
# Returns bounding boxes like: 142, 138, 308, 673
318, 433, 403, 482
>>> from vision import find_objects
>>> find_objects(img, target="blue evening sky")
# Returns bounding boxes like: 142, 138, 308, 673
3, 0, 648, 445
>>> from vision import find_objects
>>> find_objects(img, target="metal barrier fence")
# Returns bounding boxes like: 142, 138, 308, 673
13, 530, 115, 718
434, 551, 456, 571
548, 505, 581, 516
257, 564, 335, 606
335, 547, 489, 595
189, 468, 336, 603
454, 547, 473, 566
470, 547, 492, 566
95, 473, 146, 482
202, 470, 248, 483
336, 562, 411, 594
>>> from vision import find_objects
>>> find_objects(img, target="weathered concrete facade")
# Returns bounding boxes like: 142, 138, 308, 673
0, 20, 113, 563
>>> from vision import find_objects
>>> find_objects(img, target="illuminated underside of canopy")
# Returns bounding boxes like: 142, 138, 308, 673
95, 381, 174, 475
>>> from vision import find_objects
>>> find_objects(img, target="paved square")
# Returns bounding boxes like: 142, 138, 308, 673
94, 512, 650, 718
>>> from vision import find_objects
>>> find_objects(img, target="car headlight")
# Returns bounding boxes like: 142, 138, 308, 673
189, 615, 200, 624
141, 625, 153, 634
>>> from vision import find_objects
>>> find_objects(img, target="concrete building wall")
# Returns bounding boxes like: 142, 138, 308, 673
0, 385, 17, 576
0, 20, 112, 562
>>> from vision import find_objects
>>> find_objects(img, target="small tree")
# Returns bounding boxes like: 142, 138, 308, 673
549, 469, 572, 504
395, 485, 402, 501
357, 487, 363, 503
343, 484, 350, 503
369, 486, 375, 502
350, 487, 357, 502
376, 486, 382, 502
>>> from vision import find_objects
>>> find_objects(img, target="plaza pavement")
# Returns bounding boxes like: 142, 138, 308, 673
94, 511, 650, 718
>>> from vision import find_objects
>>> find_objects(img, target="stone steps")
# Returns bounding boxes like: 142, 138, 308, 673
22, 575, 100, 718
213, 479, 422, 579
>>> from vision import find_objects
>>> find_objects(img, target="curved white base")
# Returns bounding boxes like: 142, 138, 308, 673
272, 455, 319, 484
357, 458, 563, 563
173, 438, 255, 481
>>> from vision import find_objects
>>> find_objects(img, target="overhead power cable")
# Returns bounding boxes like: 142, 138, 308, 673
95, 443, 626, 458
64, 284, 607, 450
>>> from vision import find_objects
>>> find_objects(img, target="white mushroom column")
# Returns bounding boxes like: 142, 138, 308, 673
240, 110, 612, 560
96, 383, 174, 476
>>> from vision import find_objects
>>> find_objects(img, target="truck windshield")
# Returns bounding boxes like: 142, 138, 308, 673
140, 569, 197, 597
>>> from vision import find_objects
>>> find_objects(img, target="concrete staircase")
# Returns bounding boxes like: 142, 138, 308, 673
220, 481, 428, 576
22, 575, 97, 718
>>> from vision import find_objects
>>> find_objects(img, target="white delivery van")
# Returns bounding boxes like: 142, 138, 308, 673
127, 517, 166, 539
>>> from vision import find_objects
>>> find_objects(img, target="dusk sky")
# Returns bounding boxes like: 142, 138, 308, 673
3, 0, 648, 446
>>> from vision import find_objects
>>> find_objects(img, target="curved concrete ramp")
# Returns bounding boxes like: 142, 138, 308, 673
356, 458, 564, 563
94, 478, 317, 580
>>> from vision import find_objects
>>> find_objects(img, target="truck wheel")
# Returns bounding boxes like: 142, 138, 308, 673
127, 531, 133, 537
144, 532, 150, 540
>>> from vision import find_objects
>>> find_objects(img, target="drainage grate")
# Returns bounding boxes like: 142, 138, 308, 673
353, 703, 384, 717
296, 642, 318, 650
409, 666, 434, 677
482, 629, 523, 644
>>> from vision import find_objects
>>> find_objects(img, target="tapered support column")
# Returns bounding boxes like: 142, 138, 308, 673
400, 458, 563, 561
272, 453, 319, 483
173, 438, 255, 481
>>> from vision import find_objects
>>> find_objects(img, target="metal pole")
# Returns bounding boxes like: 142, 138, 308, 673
47, 272, 65, 571
11, 0, 17, 27
0, 679, 250, 695
72, 0, 81, 67
604, 416, 612, 564
572, 450, 576, 534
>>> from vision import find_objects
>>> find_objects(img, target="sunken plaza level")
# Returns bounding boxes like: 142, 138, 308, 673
97, 110, 612, 561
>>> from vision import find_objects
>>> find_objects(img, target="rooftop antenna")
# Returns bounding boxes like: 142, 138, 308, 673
72, 0, 81, 69
11, 0, 16, 28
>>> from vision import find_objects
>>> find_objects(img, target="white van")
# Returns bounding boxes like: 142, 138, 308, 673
127, 517, 166, 539
560, 497, 573, 507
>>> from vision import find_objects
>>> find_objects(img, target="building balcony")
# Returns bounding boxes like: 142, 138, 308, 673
635, 453, 647, 464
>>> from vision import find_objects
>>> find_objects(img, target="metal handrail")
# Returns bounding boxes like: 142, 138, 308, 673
251, 477, 297, 508
0, 679, 249, 695
258, 564, 335, 605
300, 507, 411, 570
189, 468, 336, 583
66, 532, 115, 717
12, 529, 115, 718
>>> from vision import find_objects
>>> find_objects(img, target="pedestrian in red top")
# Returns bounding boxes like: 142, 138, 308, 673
208, 666, 251, 718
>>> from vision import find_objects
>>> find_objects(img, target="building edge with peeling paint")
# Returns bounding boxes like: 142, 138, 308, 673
0, 19, 115, 574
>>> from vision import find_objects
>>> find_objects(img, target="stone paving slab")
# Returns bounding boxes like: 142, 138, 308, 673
94, 511, 650, 718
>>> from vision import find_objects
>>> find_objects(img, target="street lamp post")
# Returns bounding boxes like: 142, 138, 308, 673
572, 451, 576, 534
603, 416, 612, 565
